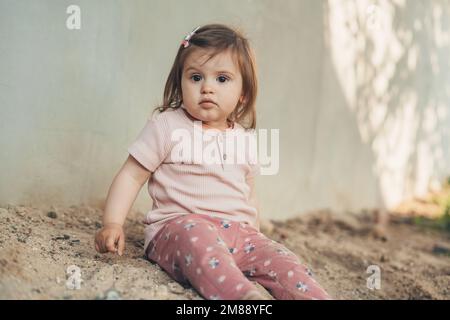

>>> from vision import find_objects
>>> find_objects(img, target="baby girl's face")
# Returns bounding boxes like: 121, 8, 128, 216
181, 48, 243, 131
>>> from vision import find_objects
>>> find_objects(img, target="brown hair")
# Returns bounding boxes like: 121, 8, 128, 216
153, 24, 258, 129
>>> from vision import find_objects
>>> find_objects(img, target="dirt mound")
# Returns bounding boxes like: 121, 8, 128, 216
0, 205, 449, 299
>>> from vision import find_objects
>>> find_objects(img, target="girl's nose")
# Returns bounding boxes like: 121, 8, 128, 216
201, 80, 214, 94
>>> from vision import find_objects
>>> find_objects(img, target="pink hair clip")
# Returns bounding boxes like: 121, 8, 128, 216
181, 26, 201, 48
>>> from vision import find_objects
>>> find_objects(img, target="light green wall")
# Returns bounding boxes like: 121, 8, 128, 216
1, 0, 449, 220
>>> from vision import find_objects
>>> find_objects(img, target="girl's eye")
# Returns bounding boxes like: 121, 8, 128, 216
191, 74, 202, 82
217, 75, 229, 83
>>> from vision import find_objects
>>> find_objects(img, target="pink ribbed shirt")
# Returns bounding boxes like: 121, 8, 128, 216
128, 105, 260, 251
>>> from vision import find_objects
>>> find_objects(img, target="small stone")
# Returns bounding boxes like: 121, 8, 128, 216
15, 207, 26, 217
432, 244, 450, 255
81, 217, 92, 226
157, 284, 169, 296
104, 289, 121, 300
168, 281, 185, 294
47, 211, 57, 219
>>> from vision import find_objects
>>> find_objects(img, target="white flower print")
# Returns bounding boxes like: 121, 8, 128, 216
209, 257, 220, 269
296, 281, 309, 292
221, 220, 232, 229
244, 242, 255, 254
184, 222, 196, 230
164, 232, 170, 240
216, 237, 226, 247
209, 294, 220, 300
185, 253, 193, 267
305, 268, 314, 277
243, 267, 256, 277
276, 248, 291, 256
268, 270, 277, 278
172, 261, 180, 272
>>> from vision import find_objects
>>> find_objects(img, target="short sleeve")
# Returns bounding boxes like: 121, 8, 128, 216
127, 116, 171, 172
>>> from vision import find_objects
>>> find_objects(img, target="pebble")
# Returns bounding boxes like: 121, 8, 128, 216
53, 234, 70, 241
96, 289, 122, 300
104, 289, 121, 300
432, 244, 450, 255
81, 217, 92, 226
15, 207, 26, 217
47, 211, 58, 219
157, 284, 169, 296
168, 281, 185, 294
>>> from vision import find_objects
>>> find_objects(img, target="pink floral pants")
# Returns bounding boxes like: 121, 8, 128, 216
146, 214, 331, 300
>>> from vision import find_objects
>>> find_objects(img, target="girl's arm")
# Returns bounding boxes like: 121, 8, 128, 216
95, 155, 152, 255
102, 155, 152, 225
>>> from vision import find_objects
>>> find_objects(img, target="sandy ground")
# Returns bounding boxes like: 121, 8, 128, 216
0, 204, 449, 300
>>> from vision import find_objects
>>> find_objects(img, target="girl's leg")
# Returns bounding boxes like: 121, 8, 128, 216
147, 214, 259, 300
235, 225, 331, 300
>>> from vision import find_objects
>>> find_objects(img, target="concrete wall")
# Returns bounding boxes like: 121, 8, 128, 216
1, 0, 449, 220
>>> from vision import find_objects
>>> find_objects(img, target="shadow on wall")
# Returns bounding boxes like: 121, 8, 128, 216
323, 0, 450, 210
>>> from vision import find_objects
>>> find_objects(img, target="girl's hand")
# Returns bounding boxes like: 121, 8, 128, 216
94, 223, 125, 256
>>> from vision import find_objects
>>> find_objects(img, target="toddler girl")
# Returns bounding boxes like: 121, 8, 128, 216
95, 24, 331, 300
